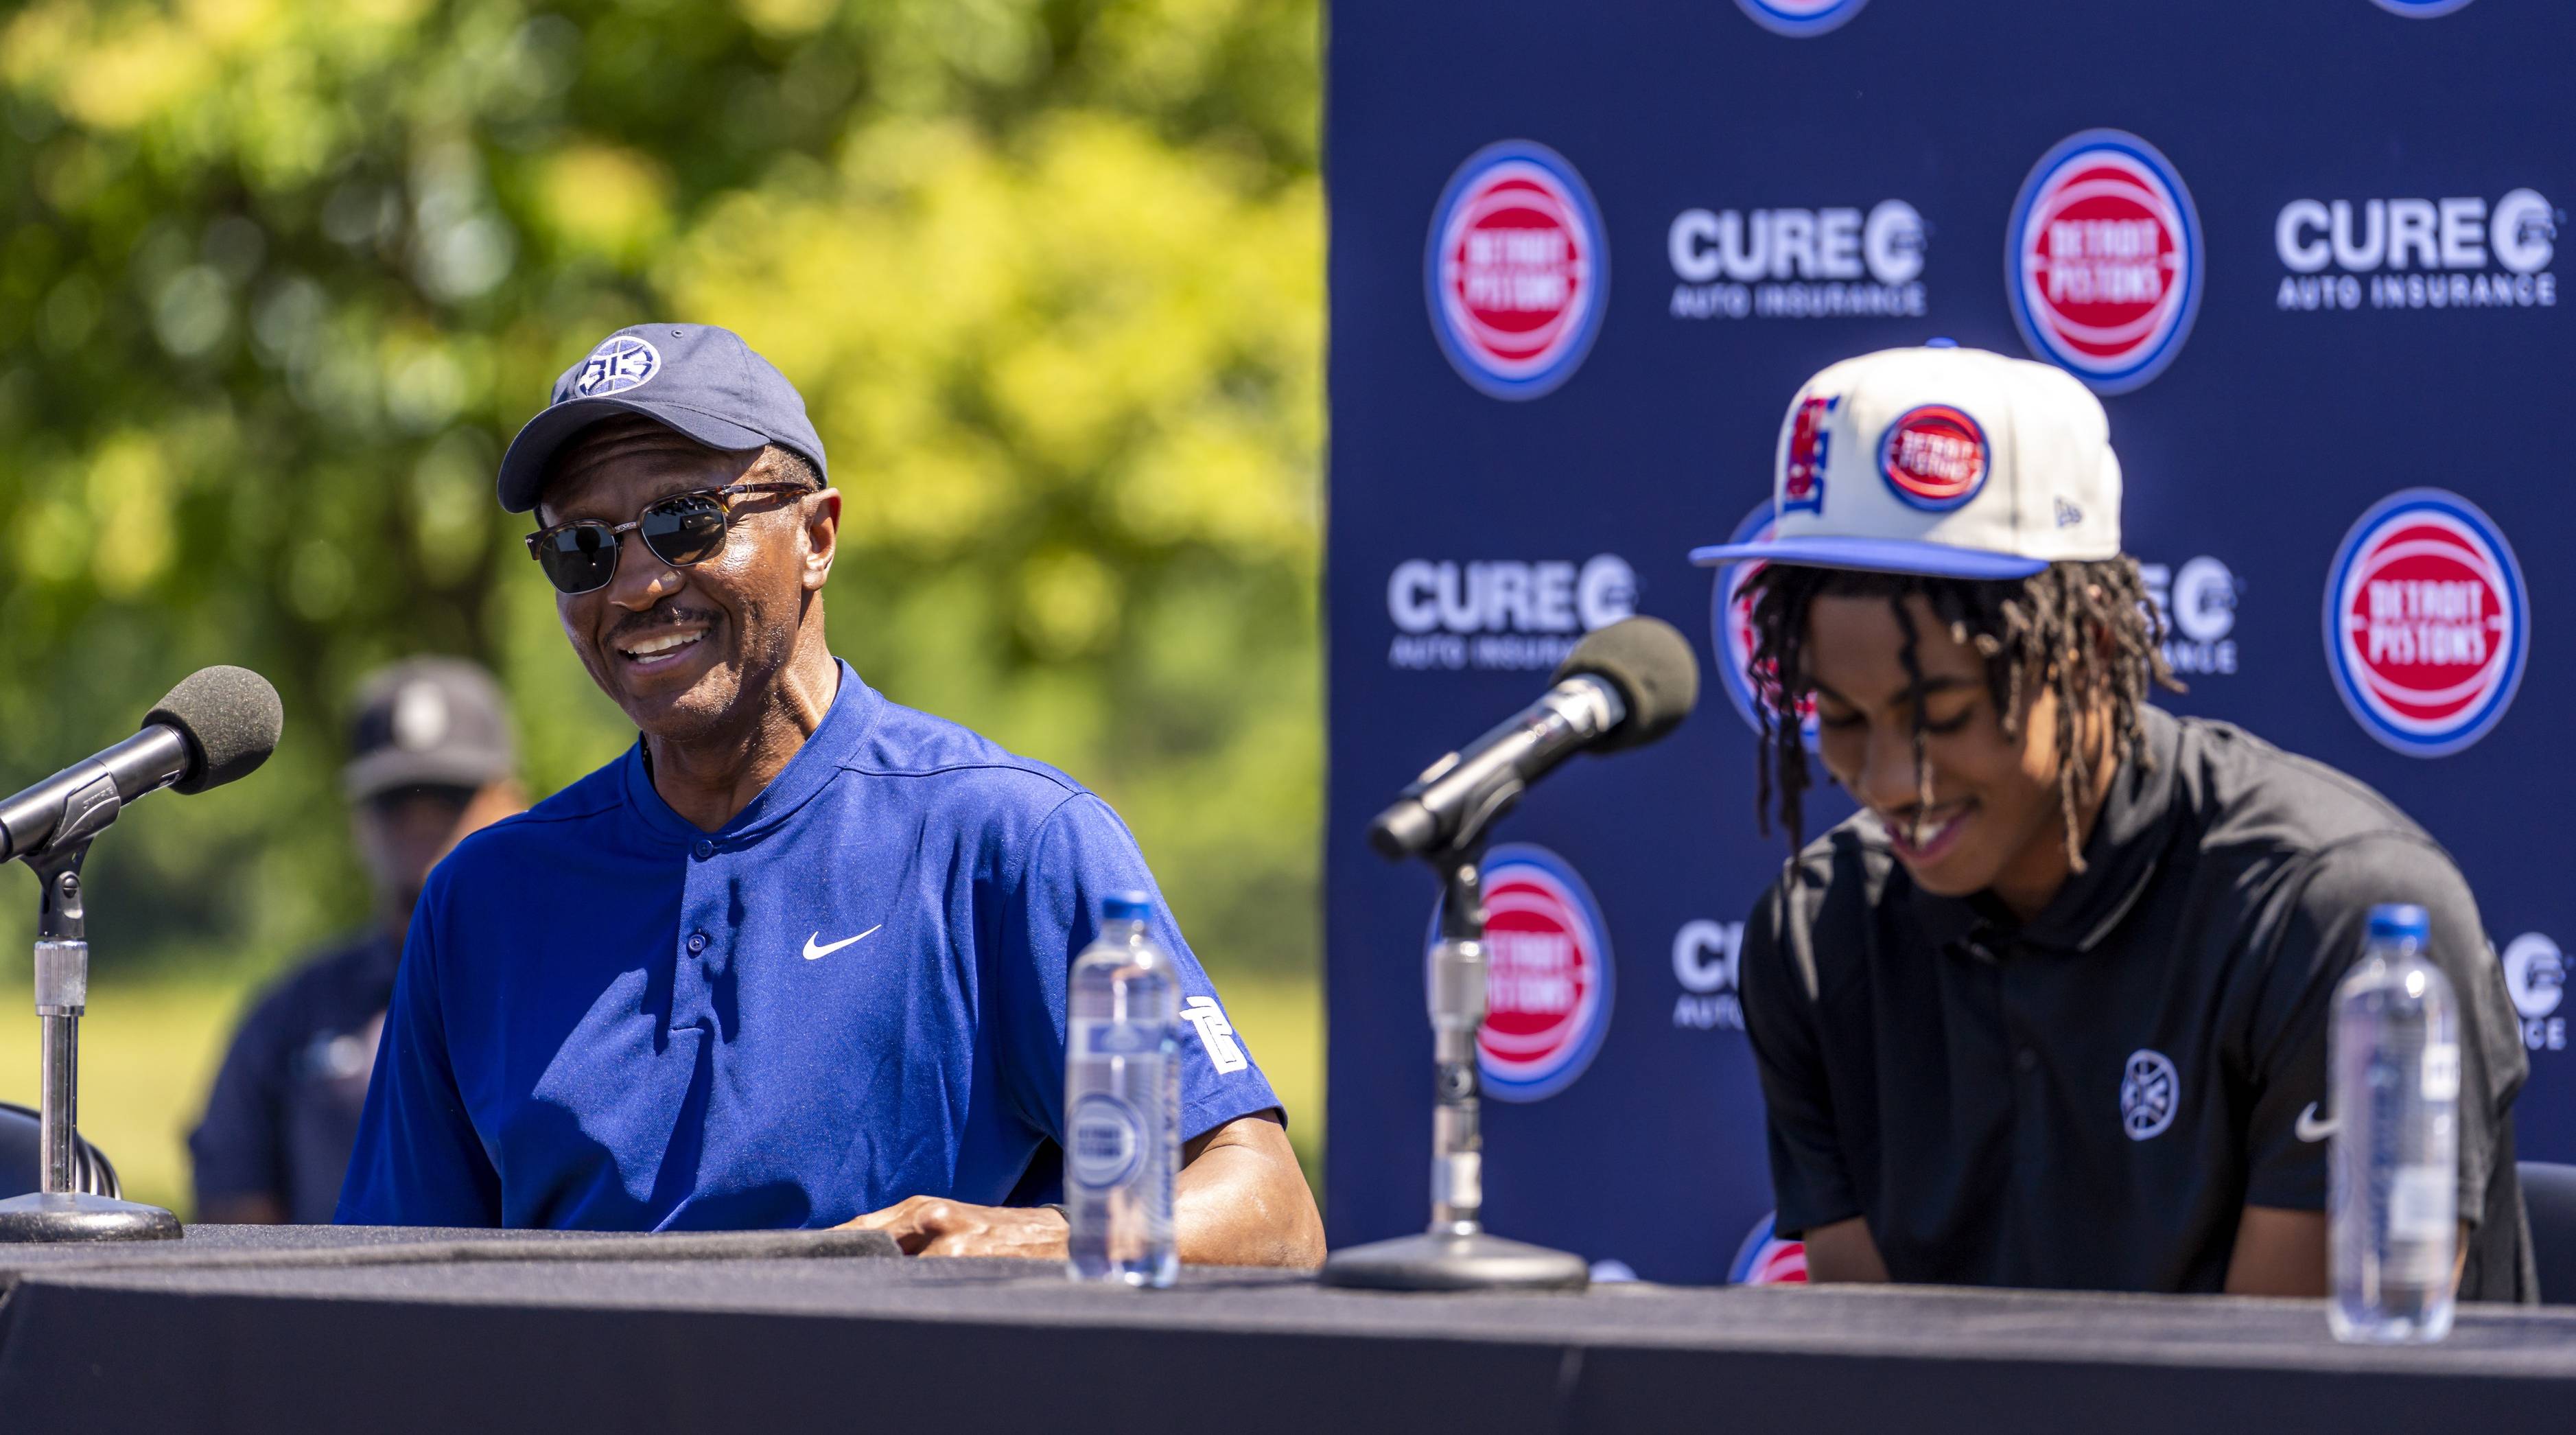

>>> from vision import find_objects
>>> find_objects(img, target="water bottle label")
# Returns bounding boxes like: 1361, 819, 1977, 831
1077, 1020, 1164, 1058
2421, 1043, 2460, 1103
2389, 1165, 2455, 1240
1067, 1092, 1144, 1189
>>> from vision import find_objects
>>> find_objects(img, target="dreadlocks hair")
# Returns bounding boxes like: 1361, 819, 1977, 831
1742, 557, 2183, 872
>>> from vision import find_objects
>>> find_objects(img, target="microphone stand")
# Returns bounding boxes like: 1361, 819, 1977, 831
1320, 835, 1588, 1292
0, 782, 181, 1241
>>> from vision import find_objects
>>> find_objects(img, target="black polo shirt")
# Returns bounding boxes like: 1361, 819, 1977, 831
1740, 706, 2533, 1298
190, 933, 399, 1224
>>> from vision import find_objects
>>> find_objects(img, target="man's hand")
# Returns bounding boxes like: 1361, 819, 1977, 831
845, 1197, 1070, 1259
842, 1110, 1324, 1268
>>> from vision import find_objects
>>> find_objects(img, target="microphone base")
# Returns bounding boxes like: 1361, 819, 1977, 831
1320, 1230, 1589, 1292
0, 1191, 181, 1244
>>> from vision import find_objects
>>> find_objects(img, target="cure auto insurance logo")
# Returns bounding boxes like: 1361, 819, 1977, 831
1735, 0, 1867, 36
1426, 141, 1608, 401
2006, 130, 2204, 395
2324, 489, 2527, 758
1429, 844, 1615, 1101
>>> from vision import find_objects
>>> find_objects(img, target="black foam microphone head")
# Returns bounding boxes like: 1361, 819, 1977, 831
143, 666, 285, 795
1554, 616, 1700, 751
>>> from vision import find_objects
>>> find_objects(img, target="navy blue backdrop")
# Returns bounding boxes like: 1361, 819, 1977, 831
1325, 0, 2576, 1284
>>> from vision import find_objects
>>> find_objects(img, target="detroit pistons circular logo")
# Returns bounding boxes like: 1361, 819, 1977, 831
1729, 1212, 1810, 1285
1735, 0, 1868, 36
1711, 501, 1820, 747
1877, 404, 1989, 511
2006, 130, 2203, 395
2323, 489, 2527, 758
1428, 844, 1615, 1101
1425, 141, 1608, 401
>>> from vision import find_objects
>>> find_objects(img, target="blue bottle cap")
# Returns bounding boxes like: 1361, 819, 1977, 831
1924, 336, 1960, 348
1101, 891, 1154, 923
2367, 903, 2430, 942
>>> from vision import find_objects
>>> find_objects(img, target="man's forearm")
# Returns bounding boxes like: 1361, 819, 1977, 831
1174, 1113, 1326, 1269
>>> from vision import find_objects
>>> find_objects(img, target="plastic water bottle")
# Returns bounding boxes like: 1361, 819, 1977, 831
1065, 891, 1180, 1287
2328, 903, 2460, 1343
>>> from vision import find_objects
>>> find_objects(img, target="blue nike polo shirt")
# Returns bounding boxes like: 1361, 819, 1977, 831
336, 661, 1281, 1229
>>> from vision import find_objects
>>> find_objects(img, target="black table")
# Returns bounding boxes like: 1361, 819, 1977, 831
0, 1226, 2568, 1433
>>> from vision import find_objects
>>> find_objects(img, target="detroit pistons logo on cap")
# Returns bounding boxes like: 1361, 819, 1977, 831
575, 334, 660, 397
2324, 488, 2527, 758
1713, 500, 1820, 747
2006, 130, 2203, 395
1425, 141, 1608, 401
1429, 843, 1615, 1101
1877, 404, 1989, 511
1734, 0, 1867, 36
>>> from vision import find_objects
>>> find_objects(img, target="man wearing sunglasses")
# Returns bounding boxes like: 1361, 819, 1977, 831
339, 324, 1325, 1268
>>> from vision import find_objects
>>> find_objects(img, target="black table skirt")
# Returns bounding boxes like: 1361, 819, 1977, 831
0, 1226, 2569, 1434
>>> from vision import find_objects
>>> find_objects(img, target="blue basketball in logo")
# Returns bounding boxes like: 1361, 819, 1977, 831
1735, 0, 1869, 36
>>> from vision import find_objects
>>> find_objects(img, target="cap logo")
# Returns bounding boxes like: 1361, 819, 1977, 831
2324, 488, 2527, 757
1426, 141, 1608, 401
2007, 130, 2203, 394
574, 335, 661, 397
1877, 404, 1989, 511
391, 682, 449, 751
1780, 394, 1837, 515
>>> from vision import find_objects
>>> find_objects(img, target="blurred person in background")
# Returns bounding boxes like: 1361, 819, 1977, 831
189, 659, 524, 1224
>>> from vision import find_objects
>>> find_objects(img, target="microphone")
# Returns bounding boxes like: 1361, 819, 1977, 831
1370, 617, 1700, 859
0, 666, 285, 863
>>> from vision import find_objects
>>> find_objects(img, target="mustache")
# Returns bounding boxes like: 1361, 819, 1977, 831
603, 604, 721, 646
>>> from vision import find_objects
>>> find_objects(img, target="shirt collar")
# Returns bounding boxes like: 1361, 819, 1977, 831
1908, 704, 2184, 957
619, 658, 881, 848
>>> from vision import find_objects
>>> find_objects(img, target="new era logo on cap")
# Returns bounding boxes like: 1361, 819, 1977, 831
1689, 344, 2123, 580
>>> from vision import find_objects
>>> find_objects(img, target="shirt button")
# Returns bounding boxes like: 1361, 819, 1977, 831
687, 933, 708, 955
692, 839, 714, 860
2015, 1048, 2039, 1073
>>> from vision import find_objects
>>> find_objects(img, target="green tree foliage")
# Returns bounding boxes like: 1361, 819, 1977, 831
0, 0, 1320, 979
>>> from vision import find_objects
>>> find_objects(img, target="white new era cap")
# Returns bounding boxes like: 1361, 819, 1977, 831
1689, 342, 2122, 579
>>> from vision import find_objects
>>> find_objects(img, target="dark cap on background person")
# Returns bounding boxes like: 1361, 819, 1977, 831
342, 658, 517, 802
493, 323, 830, 513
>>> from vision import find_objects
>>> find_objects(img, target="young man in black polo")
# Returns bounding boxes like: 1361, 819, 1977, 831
1690, 344, 2531, 1298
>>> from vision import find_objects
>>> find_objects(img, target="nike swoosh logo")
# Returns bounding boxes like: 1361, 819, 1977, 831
803, 925, 882, 961
2295, 1102, 2338, 1143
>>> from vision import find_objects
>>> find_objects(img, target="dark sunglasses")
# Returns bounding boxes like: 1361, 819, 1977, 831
524, 482, 814, 595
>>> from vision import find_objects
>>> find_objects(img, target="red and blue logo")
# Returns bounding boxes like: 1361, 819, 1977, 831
1711, 500, 1820, 747
1877, 404, 1989, 511
1429, 844, 1615, 1101
1735, 0, 1869, 36
2006, 130, 2203, 395
1779, 394, 1836, 517
2324, 489, 2527, 758
1425, 141, 1608, 401
1729, 1212, 1810, 1285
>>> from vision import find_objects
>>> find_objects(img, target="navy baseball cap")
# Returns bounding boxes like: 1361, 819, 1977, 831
495, 323, 830, 513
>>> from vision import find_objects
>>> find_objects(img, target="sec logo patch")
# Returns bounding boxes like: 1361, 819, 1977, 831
2006, 130, 2203, 394
1425, 141, 1608, 401
2324, 489, 2527, 757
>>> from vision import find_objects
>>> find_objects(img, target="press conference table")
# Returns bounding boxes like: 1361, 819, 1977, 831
0, 1226, 2567, 1433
